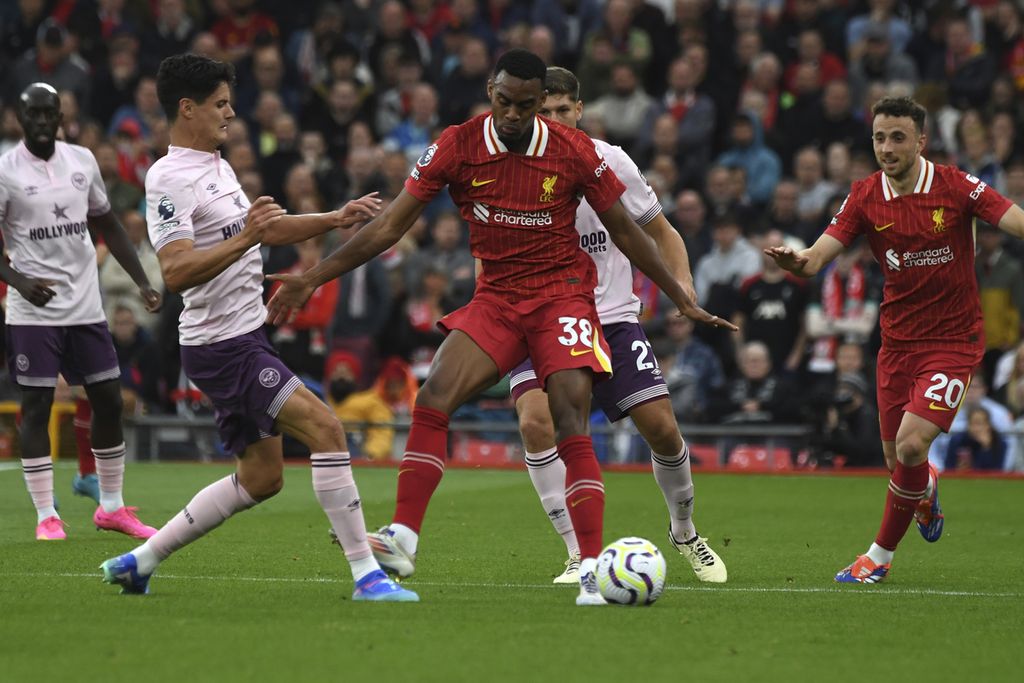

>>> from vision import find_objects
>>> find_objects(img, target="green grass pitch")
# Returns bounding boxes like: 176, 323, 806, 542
0, 461, 1021, 682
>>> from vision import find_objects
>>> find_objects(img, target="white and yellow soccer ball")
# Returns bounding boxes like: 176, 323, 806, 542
595, 537, 667, 605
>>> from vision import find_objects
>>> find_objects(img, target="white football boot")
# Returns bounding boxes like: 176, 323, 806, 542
553, 551, 581, 585
669, 528, 727, 583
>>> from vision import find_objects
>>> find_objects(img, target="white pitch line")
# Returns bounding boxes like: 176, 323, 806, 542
2, 572, 1020, 598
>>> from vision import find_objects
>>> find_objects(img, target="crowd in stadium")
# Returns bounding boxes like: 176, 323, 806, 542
1, 0, 1023, 471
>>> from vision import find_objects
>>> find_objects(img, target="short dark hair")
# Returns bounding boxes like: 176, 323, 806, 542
493, 48, 546, 85
545, 66, 580, 101
871, 96, 927, 134
157, 54, 236, 122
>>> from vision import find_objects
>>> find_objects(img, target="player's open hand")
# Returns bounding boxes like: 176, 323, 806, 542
674, 294, 738, 331
17, 277, 57, 307
764, 245, 808, 274
139, 285, 163, 313
243, 196, 286, 246
334, 192, 383, 230
265, 272, 314, 326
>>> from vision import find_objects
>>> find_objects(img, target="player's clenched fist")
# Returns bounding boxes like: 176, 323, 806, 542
264, 272, 314, 326
332, 192, 383, 230
242, 196, 286, 246
139, 285, 163, 313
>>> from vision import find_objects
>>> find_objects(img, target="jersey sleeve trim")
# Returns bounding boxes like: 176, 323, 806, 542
152, 229, 194, 252
635, 204, 661, 226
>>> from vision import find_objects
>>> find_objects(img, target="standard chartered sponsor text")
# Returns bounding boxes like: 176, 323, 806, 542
902, 245, 954, 267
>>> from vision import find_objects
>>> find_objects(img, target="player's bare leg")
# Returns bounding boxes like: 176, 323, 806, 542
85, 379, 157, 538
545, 367, 607, 605
276, 387, 417, 601
516, 388, 580, 583
369, 331, 500, 577
837, 413, 941, 583
19, 387, 64, 539
631, 399, 727, 583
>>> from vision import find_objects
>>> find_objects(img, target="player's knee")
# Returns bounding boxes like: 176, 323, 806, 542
894, 431, 929, 464
90, 387, 123, 423
20, 391, 54, 429
645, 421, 683, 456
414, 380, 452, 413
240, 463, 285, 500
306, 408, 347, 453
519, 412, 556, 452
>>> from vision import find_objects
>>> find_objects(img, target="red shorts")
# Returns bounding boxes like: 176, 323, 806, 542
438, 292, 612, 389
876, 346, 980, 441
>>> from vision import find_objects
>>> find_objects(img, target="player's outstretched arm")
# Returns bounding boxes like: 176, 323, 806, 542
764, 233, 845, 278
88, 211, 162, 312
158, 196, 285, 293
261, 193, 384, 246
641, 213, 696, 301
0, 258, 56, 307
265, 189, 426, 325
598, 201, 735, 330
997, 203, 1024, 239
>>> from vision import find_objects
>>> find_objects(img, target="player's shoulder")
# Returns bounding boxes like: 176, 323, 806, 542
849, 172, 882, 201
547, 118, 597, 151
59, 140, 97, 164
146, 152, 197, 192
930, 161, 976, 190
0, 144, 19, 175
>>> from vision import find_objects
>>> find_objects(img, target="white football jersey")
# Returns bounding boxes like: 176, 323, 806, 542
0, 141, 109, 325
578, 139, 661, 325
146, 146, 264, 346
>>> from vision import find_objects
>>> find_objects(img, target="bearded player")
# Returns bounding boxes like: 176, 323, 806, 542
767, 96, 1024, 583
267, 49, 733, 605
513, 67, 726, 585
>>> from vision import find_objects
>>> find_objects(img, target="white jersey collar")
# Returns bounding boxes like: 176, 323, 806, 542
881, 157, 934, 200
483, 115, 549, 157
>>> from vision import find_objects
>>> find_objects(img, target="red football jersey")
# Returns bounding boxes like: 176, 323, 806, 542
825, 159, 1013, 352
404, 113, 626, 301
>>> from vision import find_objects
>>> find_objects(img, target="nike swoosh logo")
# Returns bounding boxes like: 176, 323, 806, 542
569, 347, 592, 357
471, 178, 497, 187
571, 496, 591, 507
928, 402, 952, 412
874, 222, 895, 232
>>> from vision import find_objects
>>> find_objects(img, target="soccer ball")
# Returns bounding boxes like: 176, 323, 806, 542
595, 537, 667, 605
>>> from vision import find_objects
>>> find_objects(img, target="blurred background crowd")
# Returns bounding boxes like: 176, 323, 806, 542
1, 0, 1024, 472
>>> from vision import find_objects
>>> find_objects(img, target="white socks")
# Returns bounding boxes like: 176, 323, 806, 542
93, 443, 126, 512
652, 444, 697, 542
311, 452, 380, 581
390, 523, 419, 556
134, 474, 258, 575
22, 456, 57, 522
866, 543, 895, 565
525, 447, 580, 557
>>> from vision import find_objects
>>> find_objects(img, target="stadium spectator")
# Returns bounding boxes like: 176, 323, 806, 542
710, 341, 795, 425
733, 231, 809, 374
577, 0, 652, 103
109, 304, 160, 417
269, 235, 338, 381
716, 112, 781, 206
404, 211, 474, 310
367, 0, 430, 76
530, 0, 602, 68
236, 43, 300, 118
301, 78, 370, 161
669, 189, 712, 270
815, 371, 885, 468
98, 209, 163, 334
382, 265, 452, 381
976, 220, 1024, 385
657, 316, 724, 424
946, 405, 1010, 471
328, 354, 418, 461
846, 0, 913, 62
634, 56, 715, 189
925, 15, 998, 111
260, 113, 302, 202
141, 0, 198, 74
794, 146, 839, 223
434, 36, 488, 129
0, 0, 48, 65
741, 51, 783, 134
586, 63, 653, 151
805, 243, 880, 375
384, 83, 440, 169
94, 141, 142, 215
108, 77, 165, 141
210, 0, 280, 64
847, 21, 919, 112
928, 373, 1015, 472
693, 211, 762, 309
6, 19, 91, 112
407, 0, 455, 44
783, 28, 847, 95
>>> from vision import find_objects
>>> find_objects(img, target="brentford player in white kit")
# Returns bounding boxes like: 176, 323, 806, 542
100, 54, 416, 601
509, 68, 727, 583
0, 83, 162, 541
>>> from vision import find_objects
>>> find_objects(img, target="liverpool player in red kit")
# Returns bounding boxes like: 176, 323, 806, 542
268, 49, 731, 605
768, 96, 1024, 584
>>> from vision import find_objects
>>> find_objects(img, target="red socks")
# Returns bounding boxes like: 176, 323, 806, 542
558, 435, 605, 559
74, 398, 95, 476
875, 460, 929, 551
393, 407, 449, 533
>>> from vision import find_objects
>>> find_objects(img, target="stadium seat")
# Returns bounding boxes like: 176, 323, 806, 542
726, 445, 793, 472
